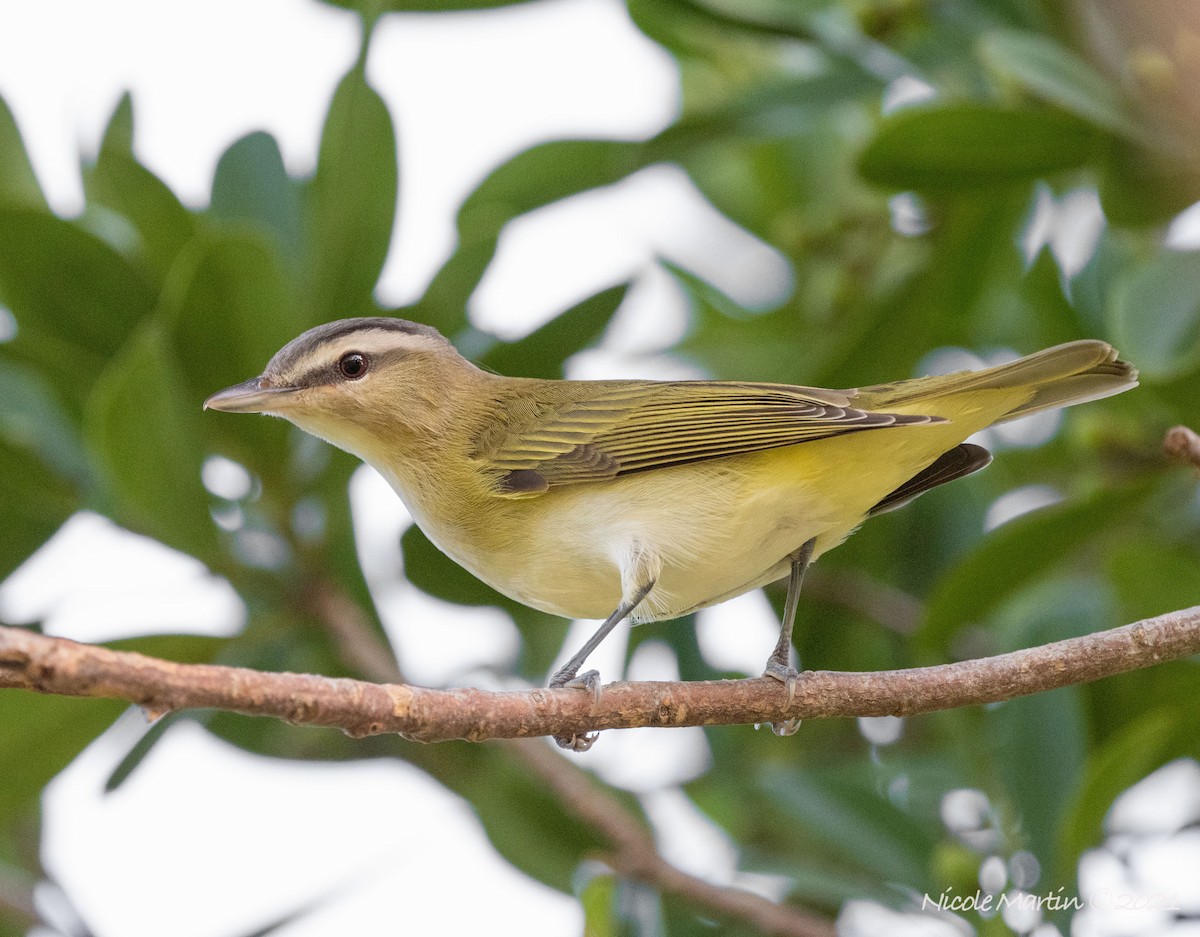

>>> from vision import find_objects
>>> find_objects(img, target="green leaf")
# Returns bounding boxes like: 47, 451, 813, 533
0, 95, 45, 210
858, 104, 1097, 191
0, 687, 123, 834
85, 325, 218, 562
86, 151, 196, 285
416, 140, 648, 328
0, 357, 90, 487
480, 283, 629, 379
160, 231, 305, 483
919, 485, 1148, 652
98, 92, 134, 155
1107, 249, 1200, 381
1108, 541, 1200, 623
988, 686, 1085, 877
1053, 708, 1181, 887
1098, 142, 1200, 227
305, 63, 397, 318
86, 101, 195, 286
978, 30, 1137, 137
759, 762, 937, 891
0, 442, 77, 580
0, 209, 156, 413
211, 132, 304, 268
580, 872, 619, 937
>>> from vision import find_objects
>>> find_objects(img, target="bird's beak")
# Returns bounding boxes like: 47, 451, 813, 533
203, 377, 299, 413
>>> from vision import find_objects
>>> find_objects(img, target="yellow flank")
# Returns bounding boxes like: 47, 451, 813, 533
204, 322, 1137, 628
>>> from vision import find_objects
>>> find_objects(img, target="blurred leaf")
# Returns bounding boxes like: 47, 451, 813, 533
85, 325, 218, 562
988, 686, 1085, 875
417, 140, 648, 328
580, 872, 618, 937
98, 92, 134, 155
305, 63, 396, 318
0, 688, 123, 833
859, 104, 1097, 191
1108, 541, 1200, 623
1107, 249, 1200, 381
1053, 708, 1181, 887
671, 263, 808, 381
978, 30, 1137, 137
759, 762, 937, 892
211, 132, 304, 268
1098, 141, 1200, 227
0, 95, 45, 210
0, 442, 77, 580
919, 485, 1148, 652
86, 150, 196, 286
86, 98, 194, 286
480, 283, 629, 378
160, 231, 302, 481
0, 209, 155, 413
0, 358, 90, 487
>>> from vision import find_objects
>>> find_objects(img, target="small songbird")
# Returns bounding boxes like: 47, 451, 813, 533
205, 318, 1137, 749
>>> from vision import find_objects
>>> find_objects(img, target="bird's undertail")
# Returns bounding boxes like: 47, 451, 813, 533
863, 340, 1138, 423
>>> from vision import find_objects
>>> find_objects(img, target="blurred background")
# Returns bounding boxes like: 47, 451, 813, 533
0, 0, 1198, 935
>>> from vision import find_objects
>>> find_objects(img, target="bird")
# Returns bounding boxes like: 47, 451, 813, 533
205, 318, 1137, 750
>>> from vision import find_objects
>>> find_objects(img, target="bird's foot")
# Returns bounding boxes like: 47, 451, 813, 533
549, 668, 602, 751
763, 660, 803, 737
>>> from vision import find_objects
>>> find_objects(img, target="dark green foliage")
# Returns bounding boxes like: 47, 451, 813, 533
0, 3, 1198, 935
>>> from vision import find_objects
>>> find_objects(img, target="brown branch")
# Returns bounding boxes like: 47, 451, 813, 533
301, 578, 404, 685
1164, 424, 1200, 472
1, 606, 1197, 741
290, 579, 834, 936
803, 567, 922, 634
510, 738, 835, 937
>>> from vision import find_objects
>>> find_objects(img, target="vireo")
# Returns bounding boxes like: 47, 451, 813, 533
205, 318, 1137, 749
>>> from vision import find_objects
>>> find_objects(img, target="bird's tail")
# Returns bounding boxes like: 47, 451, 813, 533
859, 340, 1138, 422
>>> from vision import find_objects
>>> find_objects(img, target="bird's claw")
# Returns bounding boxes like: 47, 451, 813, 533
549, 669, 603, 751
763, 661, 803, 737
554, 730, 598, 752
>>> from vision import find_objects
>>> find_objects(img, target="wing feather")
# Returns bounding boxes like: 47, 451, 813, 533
475, 380, 941, 496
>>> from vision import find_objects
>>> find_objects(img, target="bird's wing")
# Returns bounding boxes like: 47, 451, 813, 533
475, 380, 943, 496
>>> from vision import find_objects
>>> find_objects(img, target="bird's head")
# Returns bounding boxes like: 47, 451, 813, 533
204, 317, 479, 461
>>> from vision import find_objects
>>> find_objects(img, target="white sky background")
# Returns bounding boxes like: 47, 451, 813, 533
0, 0, 1197, 933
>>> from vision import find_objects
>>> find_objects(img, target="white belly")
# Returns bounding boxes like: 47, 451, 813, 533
448, 460, 840, 623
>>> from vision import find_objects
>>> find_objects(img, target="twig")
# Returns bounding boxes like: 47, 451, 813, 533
1, 606, 1197, 741
511, 739, 835, 937
1164, 425, 1200, 472
803, 568, 922, 635
301, 578, 833, 935
302, 578, 403, 684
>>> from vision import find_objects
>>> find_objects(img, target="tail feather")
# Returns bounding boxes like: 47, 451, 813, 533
858, 340, 1138, 422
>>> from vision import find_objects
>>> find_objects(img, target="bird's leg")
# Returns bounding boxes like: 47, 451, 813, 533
763, 537, 816, 737
549, 577, 655, 752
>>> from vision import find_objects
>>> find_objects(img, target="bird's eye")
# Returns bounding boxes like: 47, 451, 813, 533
338, 352, 368, 380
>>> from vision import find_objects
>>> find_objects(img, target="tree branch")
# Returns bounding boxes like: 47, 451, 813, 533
297, 581, 833, 936
509, 738, 835, 937
1, 606, 1197, 742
